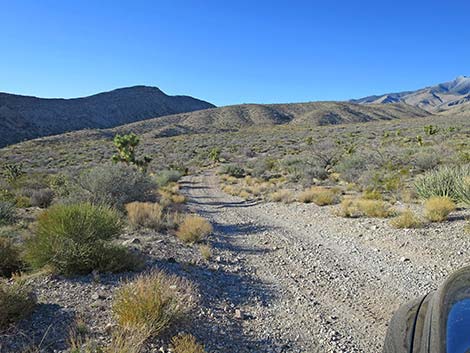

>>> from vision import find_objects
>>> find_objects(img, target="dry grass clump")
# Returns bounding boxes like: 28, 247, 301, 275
390, 209, 423, 229
176, 215, 213, 243
126, 202, 165, 230
170, 333, 207, 353
336, 197, 392, 218
424, 197, 456, 222
0, 281, 36, 329
199, 244, 212, 260
0, 236, 22, 277
112, 271, 195, 337
269, 189, 294, 203
362, 190, 383, 200
298, 187, 339, 205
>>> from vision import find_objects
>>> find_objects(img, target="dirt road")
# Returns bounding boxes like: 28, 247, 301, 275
182, 171, 469, 353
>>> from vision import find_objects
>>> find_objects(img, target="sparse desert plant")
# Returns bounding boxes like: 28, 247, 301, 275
170, 333, 207, 353
362, 189, 383, 200
298, 187, 339, 205
390, 209, 423, 229
126, 202, 165, 230
220, 164, 245, 178
112, 271, 195, 338
104, 326, 151, 353
0, 201, 15, 225
356, 199, 392, 218
336, 198, 361, 218
25, 203, 140, 275
199, 244, 212, 260
155, 170, 183, 187
0, 281, 36, 330
455, 174, 470, 206
0, 236, 22, 277
269, 189, 294, 203
176, 215, 213, 243
72, 164, 155, 210
30, 188, 54, 208
424, 197, 456, 222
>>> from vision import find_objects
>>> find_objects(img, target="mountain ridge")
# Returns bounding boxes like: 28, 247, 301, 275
0, 86, 215, 147
352, 76, 470, 112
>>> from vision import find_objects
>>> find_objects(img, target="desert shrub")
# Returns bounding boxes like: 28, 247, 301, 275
412, 150, 441, 172
199, 244, 212, 260
298, 187, 339, 206
30, 188, 54, 208
170, 333, 206, 353
25, 203, 140, 275
335, 153, 368, 183
269, 189, 294, 203
71, 164, 155, 210
356, 199, 392, 218
220, 164, 245, 178
337, 198, 361, 218
390, 209, 423, 229
424, 197, 456, 222
362, 189, 383, 200
112, 271, 195, 337
0, 281, 36, 330
155, 170, 183, 187
126, 202, 165, 230
250, 158, 278, 178
0, 236, 22, 277
337, 198, 391, 218
176, 215, 213, 243
0, 202, 15, 226
415, 165, 469, 204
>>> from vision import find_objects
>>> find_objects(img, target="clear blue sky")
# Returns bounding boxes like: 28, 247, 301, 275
1, 0, 469, 106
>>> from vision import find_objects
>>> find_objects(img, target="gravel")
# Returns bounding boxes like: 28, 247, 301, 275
1, 170, 469, 352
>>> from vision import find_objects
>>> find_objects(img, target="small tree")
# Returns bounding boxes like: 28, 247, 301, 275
112, 133, 152, 172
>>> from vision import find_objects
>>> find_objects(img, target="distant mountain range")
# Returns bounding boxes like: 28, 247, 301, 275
352, 76, 470, 112
112, 102, 429, 138
0, 86, 214, 147
0, 76, 469, 148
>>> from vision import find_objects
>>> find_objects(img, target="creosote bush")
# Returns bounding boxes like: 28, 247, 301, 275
112, 271, 195, 338
220, 164, 245, 178
155, 170, 183, 187
71, 164, 155, 210
170, 333, 207, 353
0, 281, 36, 330
176, 215, 213, 243
25, 203, 141, 275
0, 236, 22, 277
424, 197, 456, 222
390, 209, 423, 229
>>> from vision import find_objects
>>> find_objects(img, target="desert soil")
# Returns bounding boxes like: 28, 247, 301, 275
181, 170, 470, 353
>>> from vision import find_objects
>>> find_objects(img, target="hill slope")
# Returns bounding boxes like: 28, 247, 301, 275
112, 101, 431, 137
353, 76, 470, 112
0, 86, 215, 147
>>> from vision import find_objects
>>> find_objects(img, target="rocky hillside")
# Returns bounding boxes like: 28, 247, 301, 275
0, 86, 215, 147
353, 76, 470, 112
113, 101, 431, 137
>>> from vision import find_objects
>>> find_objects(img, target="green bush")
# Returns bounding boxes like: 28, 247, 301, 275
25, 203, 140, 275
155, 170, 183, 187
415, 165, 470, 205
0, 281, 36, 330
221, 164, 245, 178
0, 202, 15, 226
0, 236, 22, 277
69, 164, 155, 210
